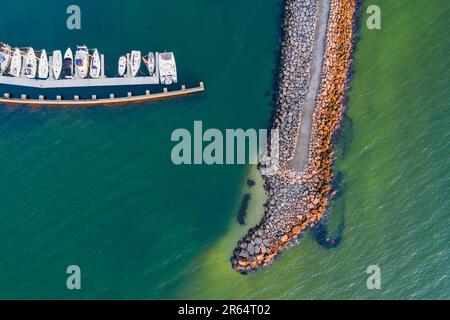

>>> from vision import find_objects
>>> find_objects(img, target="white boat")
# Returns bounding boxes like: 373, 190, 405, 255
159, 52, 177, 85
0, 45, 11, 74
89, 49, 101, 78
129, 50, 141, 77
75, 45, 89, 79
8, 48, 22, 77
145, 52, 155, 75
24, 47, 37, 79
63, 48, 74, 79
48, 55, 54, 79
52, 50, 62, 79
118, 55, 127, 77
38, 49, 49, 79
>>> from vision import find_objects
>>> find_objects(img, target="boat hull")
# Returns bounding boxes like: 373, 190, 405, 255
75, 46, 89, 79
8, 48, 22, 77
130, 50, 141, 77
0, 46, 11, 74
159, 52, 178, 85
52, 50, 62, 80
63, 48, 74, 79
24, 48, 37, 79
146, 52, 155, 75
38, 50, 49, 79
118, 56, 127, 77
89, 49, 101, 79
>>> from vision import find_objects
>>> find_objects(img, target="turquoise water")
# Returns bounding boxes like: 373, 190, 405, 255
0, 0, 449, 299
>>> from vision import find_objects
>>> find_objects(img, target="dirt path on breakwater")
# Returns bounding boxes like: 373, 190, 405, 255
288, 0, 331, 172
231, 0, 358, 273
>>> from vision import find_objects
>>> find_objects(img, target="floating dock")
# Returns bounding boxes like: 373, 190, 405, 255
1, 53, 160, 88
0, 75, 160, 88
0, 82, 205, 107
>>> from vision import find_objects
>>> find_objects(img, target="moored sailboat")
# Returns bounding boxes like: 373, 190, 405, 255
0, 44, 12, 74
48, 55, 53, 79
38, 49, 49, 79
129, 50, 141, 77
89, 49, 101, 78
24, 47, 37, 79
144, 52, 155, 75
52, 50, 62, 79
63, 48, 74, 79
8, 48, 22, 77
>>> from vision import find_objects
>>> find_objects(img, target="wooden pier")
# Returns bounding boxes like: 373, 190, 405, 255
0, 82, 205, 107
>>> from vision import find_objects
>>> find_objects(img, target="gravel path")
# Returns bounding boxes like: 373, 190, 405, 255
288, 0, 331, 171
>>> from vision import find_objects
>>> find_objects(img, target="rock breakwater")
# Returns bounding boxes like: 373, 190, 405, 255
231, 0, 358, 273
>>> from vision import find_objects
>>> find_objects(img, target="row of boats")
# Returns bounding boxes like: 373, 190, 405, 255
118, 51, 154, 78
0, 43, 177, 84
0, 45, 101, 80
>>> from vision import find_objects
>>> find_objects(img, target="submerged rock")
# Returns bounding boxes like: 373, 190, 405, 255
236, 194, 251, 225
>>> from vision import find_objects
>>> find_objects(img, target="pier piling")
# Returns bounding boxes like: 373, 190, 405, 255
0, 82, 205, 107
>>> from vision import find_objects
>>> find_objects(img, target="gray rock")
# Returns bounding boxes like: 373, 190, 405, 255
247, 244, 255, 256
239, 250, 249, 259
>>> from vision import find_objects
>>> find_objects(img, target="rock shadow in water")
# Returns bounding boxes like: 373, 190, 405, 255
313, 113, 353, 248
332, 114, 354, 160
237, 194, 251, 226
311, 171, 346, 249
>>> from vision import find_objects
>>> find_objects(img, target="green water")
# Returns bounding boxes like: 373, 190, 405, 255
0, 0, 449, 299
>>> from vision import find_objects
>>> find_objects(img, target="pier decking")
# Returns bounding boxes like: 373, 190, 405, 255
0, 82, 205, 107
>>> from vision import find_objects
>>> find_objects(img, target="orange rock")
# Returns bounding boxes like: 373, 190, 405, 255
292, 225, 302, 234
238, 260, 249, 267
